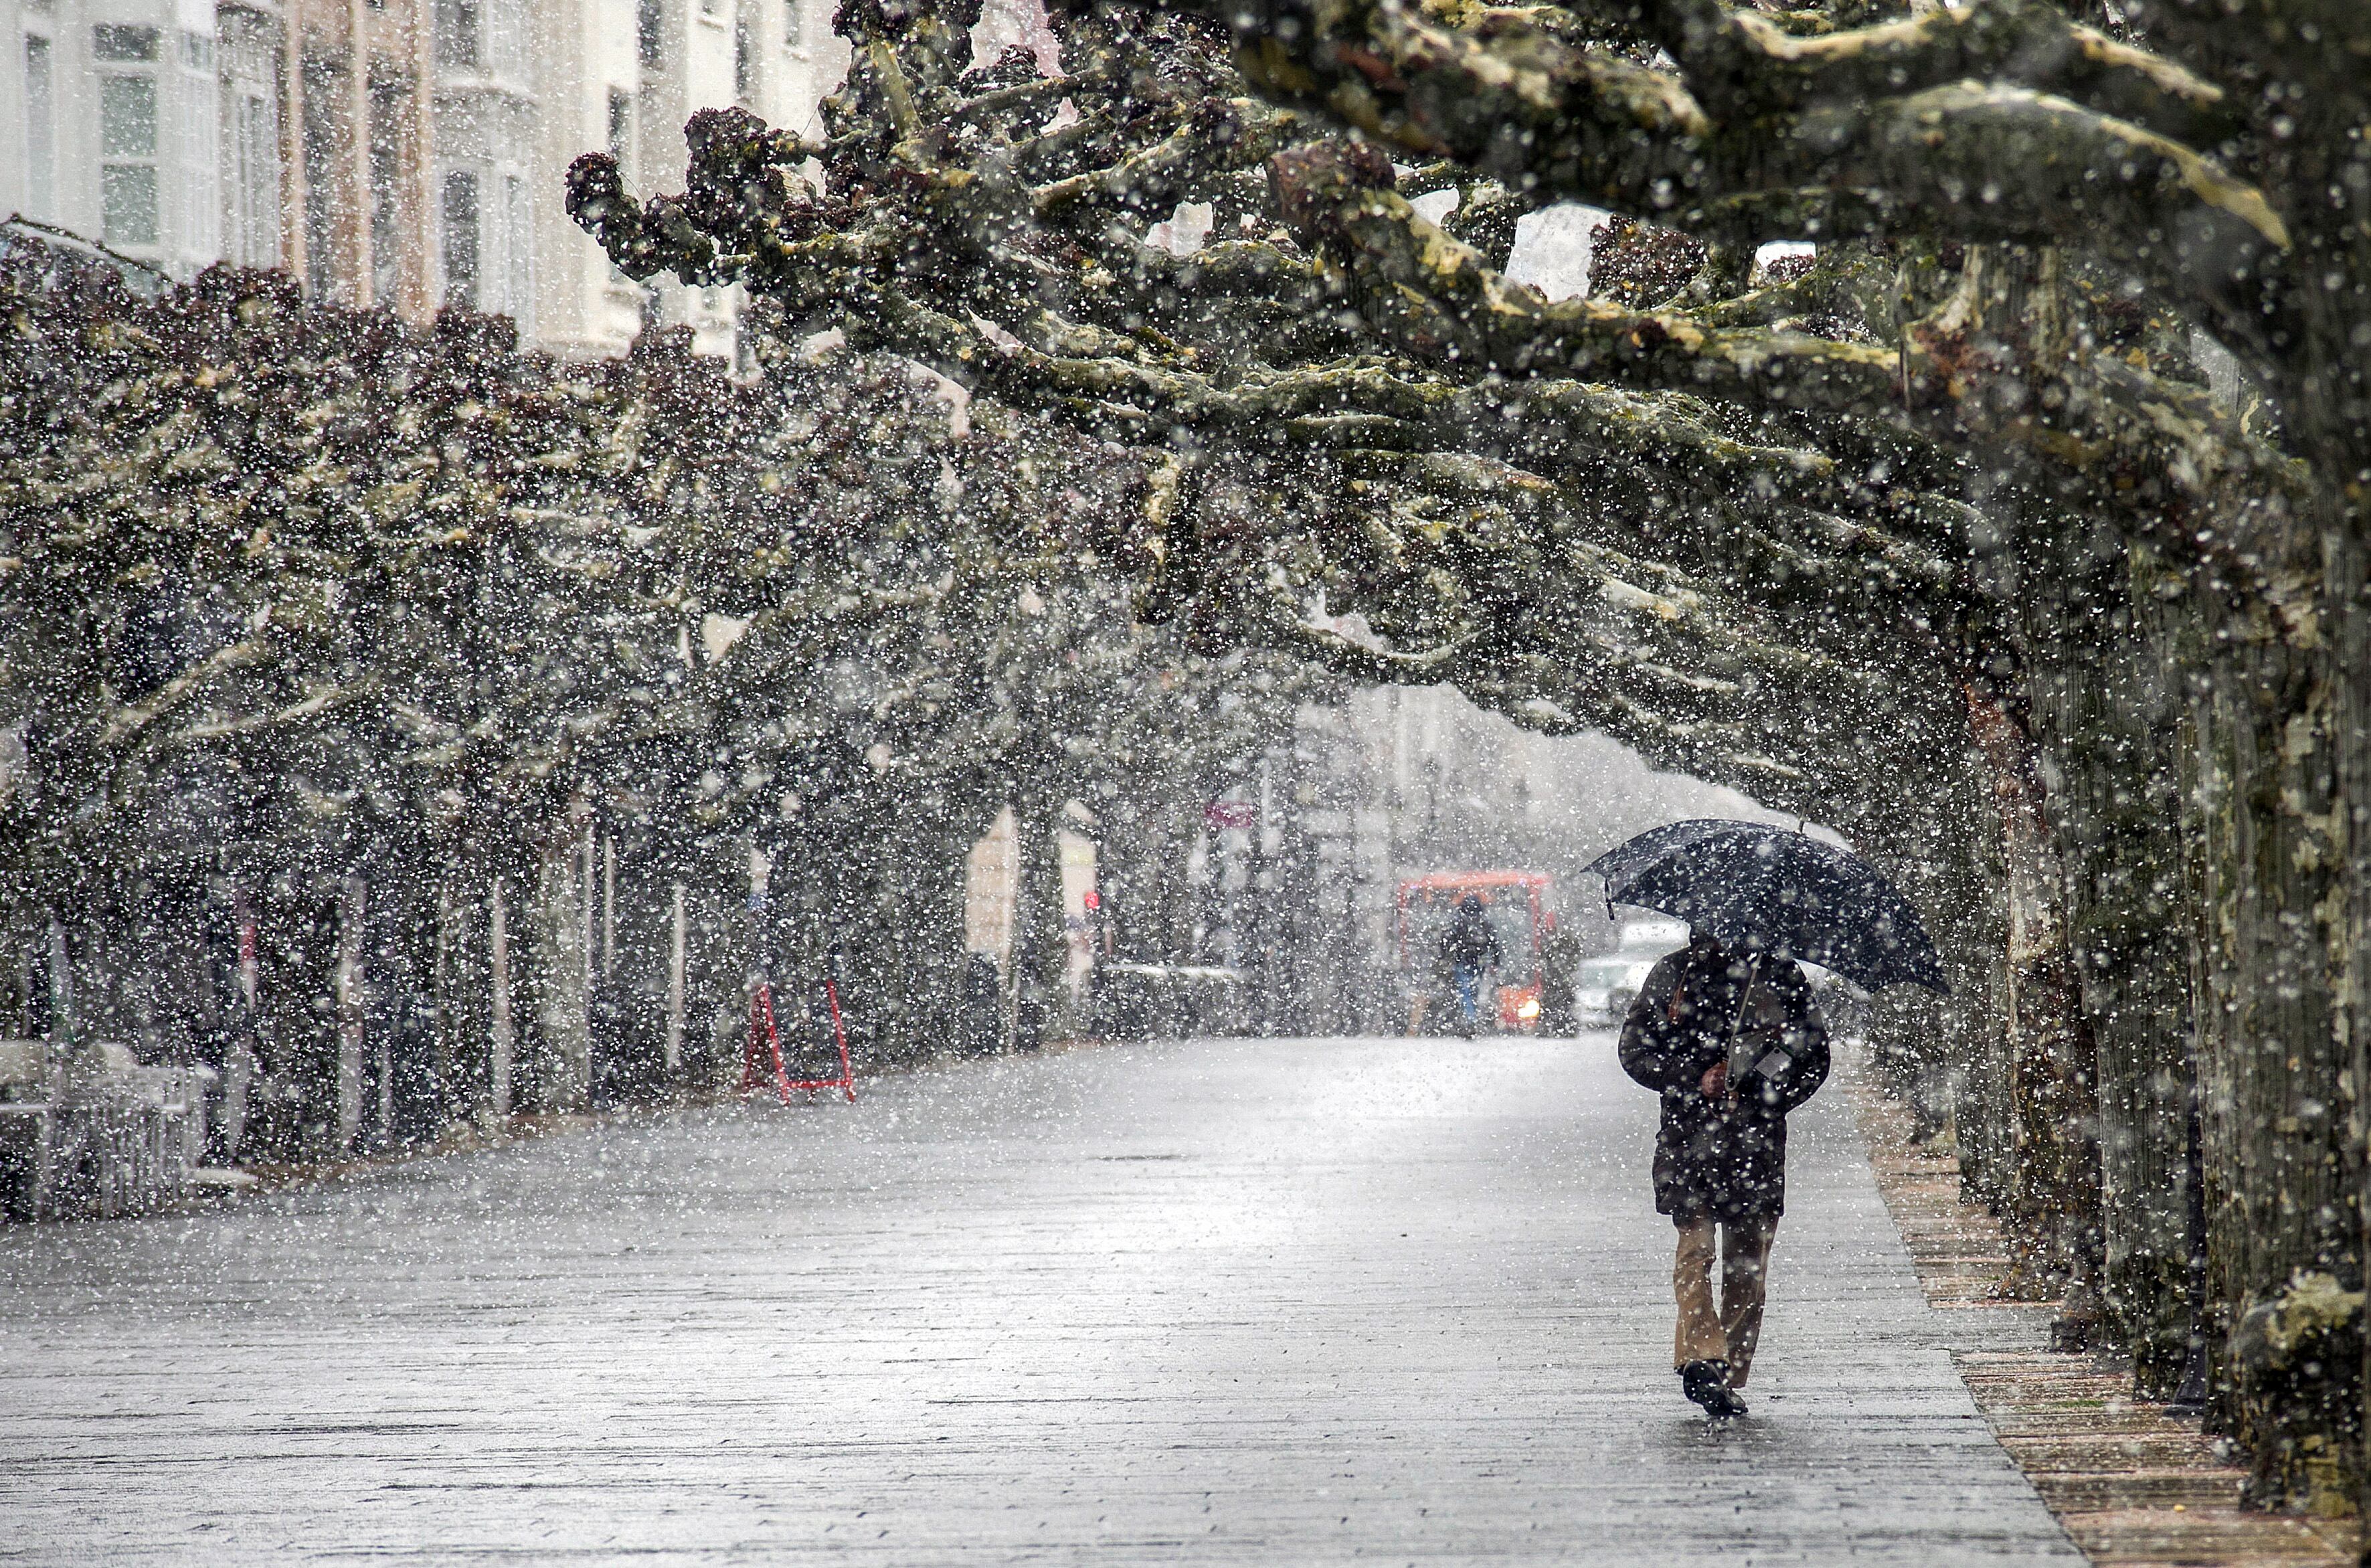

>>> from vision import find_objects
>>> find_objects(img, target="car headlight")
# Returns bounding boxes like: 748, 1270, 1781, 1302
1516, 996, 1541, 1021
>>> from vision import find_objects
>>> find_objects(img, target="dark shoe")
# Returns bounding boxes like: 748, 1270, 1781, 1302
1680, 1359, 1749, 1419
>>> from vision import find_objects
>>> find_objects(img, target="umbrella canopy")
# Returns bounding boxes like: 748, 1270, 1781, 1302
1584, 819, 1949, 994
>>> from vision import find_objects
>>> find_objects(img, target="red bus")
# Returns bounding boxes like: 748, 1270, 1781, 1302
1395, 871, 1549, 1031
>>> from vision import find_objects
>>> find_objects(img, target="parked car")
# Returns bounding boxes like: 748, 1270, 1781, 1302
1572, 918, 1688, 1029
1574, 953, 1663, 1028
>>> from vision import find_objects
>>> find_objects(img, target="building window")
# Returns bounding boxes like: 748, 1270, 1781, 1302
301, 58, 341, 297
100, 74, 160, 246
177, 36, 222, 261
92, 24, 160, 62
434, 0, 480, 68
221, 16, 282, 268
503, 174, 533, 334
606, 95, 631, 164
636, 0, 663, 69
23, 35, 55, 221
733, 12, 754, 101
607, 88, 633, 175
94, 25, 163, 248
101, 165, 159, 248
442, 169, 480, 309
101, 76, 157, 155
369, 81, 405, 307
226, 87, 276, 265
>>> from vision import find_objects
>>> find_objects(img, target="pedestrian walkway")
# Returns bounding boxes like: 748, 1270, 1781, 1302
0, 1035, 2080, 1565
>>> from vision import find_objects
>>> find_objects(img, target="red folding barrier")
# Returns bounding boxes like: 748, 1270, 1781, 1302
739, 980, 857, 1104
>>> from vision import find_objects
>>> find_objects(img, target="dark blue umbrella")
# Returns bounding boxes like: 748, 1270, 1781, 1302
1584, 819, 1949, 993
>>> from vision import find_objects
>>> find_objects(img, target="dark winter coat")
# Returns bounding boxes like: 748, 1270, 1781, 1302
1617, 944, 1830, 1222
1440, 904, 1504, 974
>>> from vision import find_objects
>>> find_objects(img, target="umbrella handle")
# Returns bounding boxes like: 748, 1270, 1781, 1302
1721, 952, 1765, 1104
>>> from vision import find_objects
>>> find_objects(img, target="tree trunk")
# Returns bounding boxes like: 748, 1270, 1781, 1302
334, 873, 366, 1153
1964, 685, 2103, 1322
2028, 561, 2202, 1395
667, 880, 687, 1077
531, 818, 592, 1113
2336, 529, 2371, 1530
489, 873, 513, 1122
2168, 582, 2360, 1512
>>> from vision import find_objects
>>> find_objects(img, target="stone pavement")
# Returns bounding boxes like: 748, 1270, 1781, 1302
1853, 1085, 2357, 1567
0, 1034, 2081, 1565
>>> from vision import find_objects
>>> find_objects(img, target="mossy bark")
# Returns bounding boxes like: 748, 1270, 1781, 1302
2162, 577, 2360, 1511
2026, 549, 2202, 1393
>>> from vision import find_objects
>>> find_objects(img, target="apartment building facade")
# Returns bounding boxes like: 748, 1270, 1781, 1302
1, 0, 847, 357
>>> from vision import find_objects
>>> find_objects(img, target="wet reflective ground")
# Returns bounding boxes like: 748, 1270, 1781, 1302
0, 1035, 2077, 1564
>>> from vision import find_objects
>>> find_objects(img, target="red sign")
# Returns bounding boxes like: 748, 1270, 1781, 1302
1205, 800, 1257, 831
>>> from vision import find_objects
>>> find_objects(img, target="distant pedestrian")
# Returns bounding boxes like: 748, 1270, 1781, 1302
1536, 918, 1582, 1035
1618, 928, 1829, 1419
1437, 893, 1503, 1037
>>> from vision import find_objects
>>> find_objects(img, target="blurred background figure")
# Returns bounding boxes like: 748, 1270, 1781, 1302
1439, 893, 1503, 1038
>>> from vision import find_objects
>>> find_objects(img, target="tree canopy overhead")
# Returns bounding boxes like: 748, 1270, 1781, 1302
562, 0, 2358, 830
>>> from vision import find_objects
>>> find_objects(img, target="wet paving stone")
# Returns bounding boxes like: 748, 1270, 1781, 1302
1855, 1083, 2358, 1568
1, 1034, 2079, 1565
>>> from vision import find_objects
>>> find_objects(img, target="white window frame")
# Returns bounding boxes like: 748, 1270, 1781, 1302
94, 25, 168, 252
219, 15, 280, 268
173, 27, 219, 263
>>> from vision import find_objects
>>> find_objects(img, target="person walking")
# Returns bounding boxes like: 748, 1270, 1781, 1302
1618, 927, 1830, 1418
1437, 893, 1504, 1037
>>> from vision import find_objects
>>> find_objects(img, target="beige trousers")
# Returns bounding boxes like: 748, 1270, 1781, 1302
1672, 1216, 1777, 1386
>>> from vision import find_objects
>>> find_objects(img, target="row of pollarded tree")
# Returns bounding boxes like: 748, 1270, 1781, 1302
0, 239, 1318, 1166
563, 0, 2371, 1520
